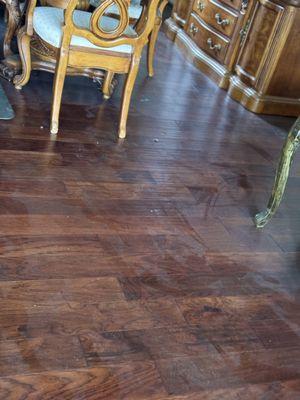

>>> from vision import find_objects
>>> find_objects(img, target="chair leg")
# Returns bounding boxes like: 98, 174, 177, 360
50, 50, 69, 134
255, 117, 300, 228
118, 56, 140, 139
147, 21, 160, 78
13, 27, 32, 90
102, 71, 114, 100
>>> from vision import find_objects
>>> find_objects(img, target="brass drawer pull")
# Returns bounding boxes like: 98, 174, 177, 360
196, 0, 205, 11
207, 38, 222, 51
189, 22, 199, 36
239, 19, 250, 45
241, 0, 248, 13
215, 13, 230, 27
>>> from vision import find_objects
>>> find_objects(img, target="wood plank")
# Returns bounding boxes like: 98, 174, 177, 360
0, 335, 86, 377
0, 362, 166, 399
0, 298, 185, 340
0, 27, 299, 399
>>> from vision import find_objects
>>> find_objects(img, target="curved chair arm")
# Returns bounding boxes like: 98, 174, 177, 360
158, 0, 168, 15
135, 0, 167, 41
132, 0, 161, 39
24, 0, 38, 35
26, 0, 73, 36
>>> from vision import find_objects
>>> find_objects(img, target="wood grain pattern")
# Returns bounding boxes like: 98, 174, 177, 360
0, 21, 299, 399
0, 362, 167, 400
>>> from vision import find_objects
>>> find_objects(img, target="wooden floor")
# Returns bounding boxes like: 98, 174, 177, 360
0, 26, 300, 399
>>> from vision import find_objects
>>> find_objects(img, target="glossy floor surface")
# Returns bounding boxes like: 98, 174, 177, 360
0, 26, 300, 399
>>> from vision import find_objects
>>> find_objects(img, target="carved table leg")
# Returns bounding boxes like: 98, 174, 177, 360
255, 117, 300, 228
0, 0, 23, 80
2, 0, 22, 57
0, 61, 17, 80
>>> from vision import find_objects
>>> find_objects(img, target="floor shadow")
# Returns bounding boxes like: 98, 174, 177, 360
256, 113, 297, 133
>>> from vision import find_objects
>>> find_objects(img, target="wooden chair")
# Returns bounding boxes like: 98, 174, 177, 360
13, 0, 166, 138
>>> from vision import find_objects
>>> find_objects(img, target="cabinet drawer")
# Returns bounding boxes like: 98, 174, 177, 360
193, 0, 238, 38
186, 14, 230, 64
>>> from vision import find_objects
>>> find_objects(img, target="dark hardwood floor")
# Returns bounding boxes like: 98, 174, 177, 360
0, 25, 300, 399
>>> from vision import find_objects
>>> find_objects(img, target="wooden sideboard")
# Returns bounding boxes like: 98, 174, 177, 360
164, 0, 300, 116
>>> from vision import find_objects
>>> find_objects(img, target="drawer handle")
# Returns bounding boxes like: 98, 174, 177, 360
239, 19, 250, 45
207, 38, 222, 51
215, 13, 230, 27
241, 0, 248, 13
189, 23, 199, 36
196, 0, 205, 11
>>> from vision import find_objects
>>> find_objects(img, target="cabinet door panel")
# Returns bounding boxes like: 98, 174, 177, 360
267, 9, 300, 98
235, 0, 284, 88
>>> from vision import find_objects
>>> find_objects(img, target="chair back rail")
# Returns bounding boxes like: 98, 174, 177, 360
25, 0, 163, 49
64, 0, 161, 49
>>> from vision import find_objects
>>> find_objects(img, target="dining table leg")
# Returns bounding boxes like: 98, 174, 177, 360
0, 0, 23, 80
255, 117, 300, 228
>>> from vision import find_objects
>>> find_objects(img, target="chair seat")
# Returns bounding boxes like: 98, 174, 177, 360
89, 0, 143, 20
33, 7, 136, 54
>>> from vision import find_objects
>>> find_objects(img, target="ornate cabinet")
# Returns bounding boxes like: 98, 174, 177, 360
164, 0, 253, 88
164, 0, 300, 116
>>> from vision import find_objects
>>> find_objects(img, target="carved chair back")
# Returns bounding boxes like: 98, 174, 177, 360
61, 0, 160, 51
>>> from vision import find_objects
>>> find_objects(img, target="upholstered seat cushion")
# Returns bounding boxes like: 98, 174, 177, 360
89, 0, 143, 20
33, 7, 136, 54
